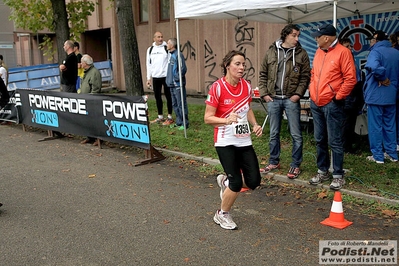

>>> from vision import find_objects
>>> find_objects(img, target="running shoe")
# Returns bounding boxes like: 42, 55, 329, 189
162, 118, 174, 126
213, 210, 237, 230
384, 153, 398, 162
330, 178, 345, 191
309, 172, 331, 185
287, 167, 301, 179
260, 163, 280, 174
366, 155, 384, 164
150, 118, 165, 124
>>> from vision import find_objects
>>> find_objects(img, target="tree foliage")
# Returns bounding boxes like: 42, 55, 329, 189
4, 0, 95, 60
67, 0, 96, 41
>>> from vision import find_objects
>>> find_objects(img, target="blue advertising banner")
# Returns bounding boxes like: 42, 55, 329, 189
298, 11, 399, 70
16, 89, 150, 149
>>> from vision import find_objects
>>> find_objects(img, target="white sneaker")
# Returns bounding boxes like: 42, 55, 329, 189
384, 153, 398, 162
330, 178, 345, 191
366, 155, 384, 164
213, 210, 237, 230
216, 174, 227, 200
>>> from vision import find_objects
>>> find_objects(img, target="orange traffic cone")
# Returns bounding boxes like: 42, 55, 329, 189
321, 191, 353, 229
240, 170, 249, 192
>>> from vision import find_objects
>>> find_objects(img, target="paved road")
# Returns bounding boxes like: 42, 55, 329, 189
0, 125, 397, 265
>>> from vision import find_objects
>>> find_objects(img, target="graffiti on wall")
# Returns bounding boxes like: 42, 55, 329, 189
234, 20, 256, 83
181, 39, 220, 91
179, 20, 259, 91
204, 40, 219, 91
181, 40, 196, 61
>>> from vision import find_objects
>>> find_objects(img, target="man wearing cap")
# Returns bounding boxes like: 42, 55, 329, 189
308, 24, 357, 190
363, 30, 399, 163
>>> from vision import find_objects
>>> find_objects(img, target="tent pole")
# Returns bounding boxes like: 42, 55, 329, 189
175, 18, 187, 138
333, 1, 337, 27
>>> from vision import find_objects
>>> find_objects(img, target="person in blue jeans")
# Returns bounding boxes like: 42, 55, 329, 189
308, 24, 357, 191
258, 24, 310, 179
165, 38, 189, 130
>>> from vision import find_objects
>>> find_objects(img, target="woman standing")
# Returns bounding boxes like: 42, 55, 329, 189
204, 50, 263, 230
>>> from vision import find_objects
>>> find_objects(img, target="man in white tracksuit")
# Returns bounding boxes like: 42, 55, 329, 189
146, 31, 174, 125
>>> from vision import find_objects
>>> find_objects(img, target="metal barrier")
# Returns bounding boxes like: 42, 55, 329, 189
7, 60, 113, 91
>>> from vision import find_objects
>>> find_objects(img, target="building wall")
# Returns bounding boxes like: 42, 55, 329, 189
0, 0, 17, 68
10, 0, 284, 96
131, 1, 284, 96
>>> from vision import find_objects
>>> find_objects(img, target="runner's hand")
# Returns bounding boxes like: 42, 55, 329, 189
253, 124, 262, 137
226, 108, 241, 124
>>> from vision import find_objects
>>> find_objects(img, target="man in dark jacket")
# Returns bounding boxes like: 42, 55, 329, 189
0, 77, 9, 109
339, 38, 365, 153
165, 38, 189, 130
59, 40, 78, 93
53, 40, 78, 138
258, 24, 310, 179
0, 77, 8, 207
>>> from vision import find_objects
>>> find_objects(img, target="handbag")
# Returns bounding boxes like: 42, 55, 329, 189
354, 105, 368, 136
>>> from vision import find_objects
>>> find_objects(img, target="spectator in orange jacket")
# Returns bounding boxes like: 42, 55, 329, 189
308, 24, 357, 191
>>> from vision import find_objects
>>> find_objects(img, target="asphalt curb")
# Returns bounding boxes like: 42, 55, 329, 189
157, 147, 399, 206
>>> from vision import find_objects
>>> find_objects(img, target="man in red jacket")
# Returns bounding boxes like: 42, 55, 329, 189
308, 24, 357, 190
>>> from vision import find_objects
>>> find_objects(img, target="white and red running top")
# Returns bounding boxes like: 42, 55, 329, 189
205, 77, 253, 147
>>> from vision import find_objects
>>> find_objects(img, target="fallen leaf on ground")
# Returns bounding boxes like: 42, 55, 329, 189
382, 209, 396, 217
318, 191, 328, 199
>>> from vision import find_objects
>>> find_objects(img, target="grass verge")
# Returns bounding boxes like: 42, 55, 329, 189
147, 98, 399, 205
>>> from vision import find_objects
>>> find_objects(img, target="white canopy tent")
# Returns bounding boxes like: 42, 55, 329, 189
174, 0, 397, 25
173, 0, 397, 138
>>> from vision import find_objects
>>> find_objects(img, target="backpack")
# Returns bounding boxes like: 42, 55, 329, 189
149, 45, 168, 64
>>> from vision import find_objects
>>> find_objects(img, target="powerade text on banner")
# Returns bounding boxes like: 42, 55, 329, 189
16, 89, 150, 149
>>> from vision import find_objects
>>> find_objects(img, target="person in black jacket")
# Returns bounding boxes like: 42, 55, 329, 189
339, 38, 365, 153
0, 77, 9, 109
0, 77, 9, 207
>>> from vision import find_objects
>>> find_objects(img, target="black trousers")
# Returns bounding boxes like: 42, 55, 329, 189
152, 77, 172, 116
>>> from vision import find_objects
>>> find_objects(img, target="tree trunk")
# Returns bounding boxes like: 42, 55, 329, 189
50, 0, 70, 63
115, 0, 144, 96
